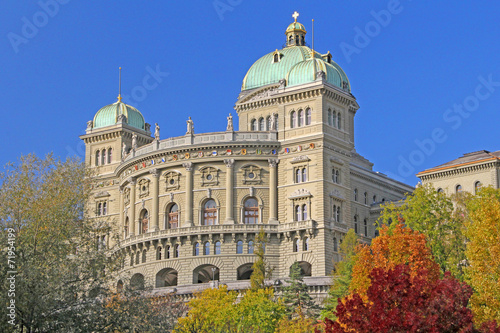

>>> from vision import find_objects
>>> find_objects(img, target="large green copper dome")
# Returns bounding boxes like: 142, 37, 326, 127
93, 100, 145, 130
241, 14, 351, 92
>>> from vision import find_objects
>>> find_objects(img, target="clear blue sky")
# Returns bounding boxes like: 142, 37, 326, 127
1, 1, 499, 186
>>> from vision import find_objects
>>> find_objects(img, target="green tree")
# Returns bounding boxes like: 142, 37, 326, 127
377, 183, 468, 279
465, 187, 500, 325
235, 288, 286, 333
282, 261, 320, 319
321, 229, 358, 320
250, 229, 273, 290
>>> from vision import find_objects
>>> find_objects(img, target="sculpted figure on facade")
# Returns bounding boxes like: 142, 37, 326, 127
122, 142, 128, 160
226, 113, 233, 131
186, 117, 194, 135
131, 134, 138, 151
154, 123, 160, 141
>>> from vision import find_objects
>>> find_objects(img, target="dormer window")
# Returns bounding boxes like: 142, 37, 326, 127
326, 52, 332, 64
272, 50, 282, 63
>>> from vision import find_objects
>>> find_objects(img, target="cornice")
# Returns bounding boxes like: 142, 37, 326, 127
418, 160, 500, 181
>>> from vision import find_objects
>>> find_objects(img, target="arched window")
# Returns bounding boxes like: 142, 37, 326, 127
95, 150, 100, 166
298, 110, 304, 127
303, 237, 309, 251
142, 250, 146, 263
215, 241, 221, 255
333, 204, 337, 221
244, 197, 259, 224
130, 253, 134, 266
336, 206, 341, 222
332, 111, 337, 128
236, 240, 243, 254
167, 204, 179, 229
333, 237, 338, 252
174, 244, 179, 258
108, 148, 112, 164
293, 238, 300, 252
97, 203, 102, 216
295, 205, 302, 221
456, 185, 462, 193
251, 119, 257, 131
354, 189, 358, 202
306, 108, 311, 125
373, 195, 377, 203
203, 199, 217, 225
382, 198, 385, 203
302, 204, 308, 220
335, 170, 340, 184
157, 247, 162, 260
295, 169, 302, 183
101, 149, 106, 165
274, 114, 279, 130
474, 181, 482, 194
289, 35, 293, 44
165, 245, 170, 259
291, 111, 297, 128
248, 241, 254, 254
364, 192, 368, 205
364, 219, 368, 237
328, 109, 332, 126
204, 242, 210, 255
354, 215, 358, 234
102, 202, 107, 215
135, 251, 140, 264
273, 53, 279, 63
140, 210, 149, 234
437, 188, 444, 193
194, 243, 200, 256
337, 113, 341, 129
266, 116, 271, 130
259, 117, 265, 131
302, 168, 307, 182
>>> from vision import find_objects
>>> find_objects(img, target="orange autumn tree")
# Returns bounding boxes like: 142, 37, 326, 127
350, 223, 440, 298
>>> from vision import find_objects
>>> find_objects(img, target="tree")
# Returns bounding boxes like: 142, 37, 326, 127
350, 223, 440, 298
321, 229, 358, 319
329, 264, 475, 333
465, 187, 500, 325
282, 261, 320, 319
377, 184, 468, 279
175, 286, 286, 333
250, 229, 273, 290
0, 154, 119, 332
175, 285, 238, 333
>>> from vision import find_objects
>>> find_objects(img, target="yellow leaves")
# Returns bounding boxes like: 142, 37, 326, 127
465, 187, 500, 325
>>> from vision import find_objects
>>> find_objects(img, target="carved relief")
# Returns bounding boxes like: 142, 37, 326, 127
289, 188, 312, 199
199, 166, 219, 186
164, 171, 181, 191
138, 178, 150, 198
123, 187, 131, 205
241, 165, 262, 184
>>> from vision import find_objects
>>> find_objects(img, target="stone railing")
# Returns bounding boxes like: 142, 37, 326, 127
124, 131, 279, 162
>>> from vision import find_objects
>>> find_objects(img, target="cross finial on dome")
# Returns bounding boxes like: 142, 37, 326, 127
117, 67, 122, 102
292, 11, 299, 22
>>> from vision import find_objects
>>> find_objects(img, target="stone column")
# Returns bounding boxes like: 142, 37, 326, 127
119, 186, 124, 236
150, 168, 160, 231
183, 162, 193, 227
224, 159, 235, 224
128, 178, 137, 236
268, 159, 279, 223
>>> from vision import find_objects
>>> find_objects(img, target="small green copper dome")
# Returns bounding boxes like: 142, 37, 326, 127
286, 57, 350, 91
286, 22, 306, 33
93, 100, 145, 130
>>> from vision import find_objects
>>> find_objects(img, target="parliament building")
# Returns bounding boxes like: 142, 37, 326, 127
80, 13, 413, 296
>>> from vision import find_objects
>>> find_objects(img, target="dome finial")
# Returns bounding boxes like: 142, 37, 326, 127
117, 67, 122, 103
292, 11, 299, 22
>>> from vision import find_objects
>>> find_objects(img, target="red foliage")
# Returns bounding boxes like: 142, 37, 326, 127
325, 265, 475, 333
480, 321, 500, 333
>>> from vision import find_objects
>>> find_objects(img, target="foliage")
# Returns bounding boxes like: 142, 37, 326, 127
465, 187, 500, 325
350, 223, 440, 298
276, 309, 318, 333
250, 228, 273, 290
329, 265, 475, 333
321, 229, 358, 319
0, 154, 118, 332
377, 184, 468, 279
175, 286, 286, 333
282, 261, 321, 319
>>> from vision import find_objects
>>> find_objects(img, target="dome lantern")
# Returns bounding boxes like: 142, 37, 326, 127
285, 11, 306, 47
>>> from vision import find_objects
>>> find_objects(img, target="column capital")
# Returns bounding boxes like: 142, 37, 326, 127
182, 162, 193, 171
268, 158, 280, 168
149, 168, 160, 178
223, 158, 235, 168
